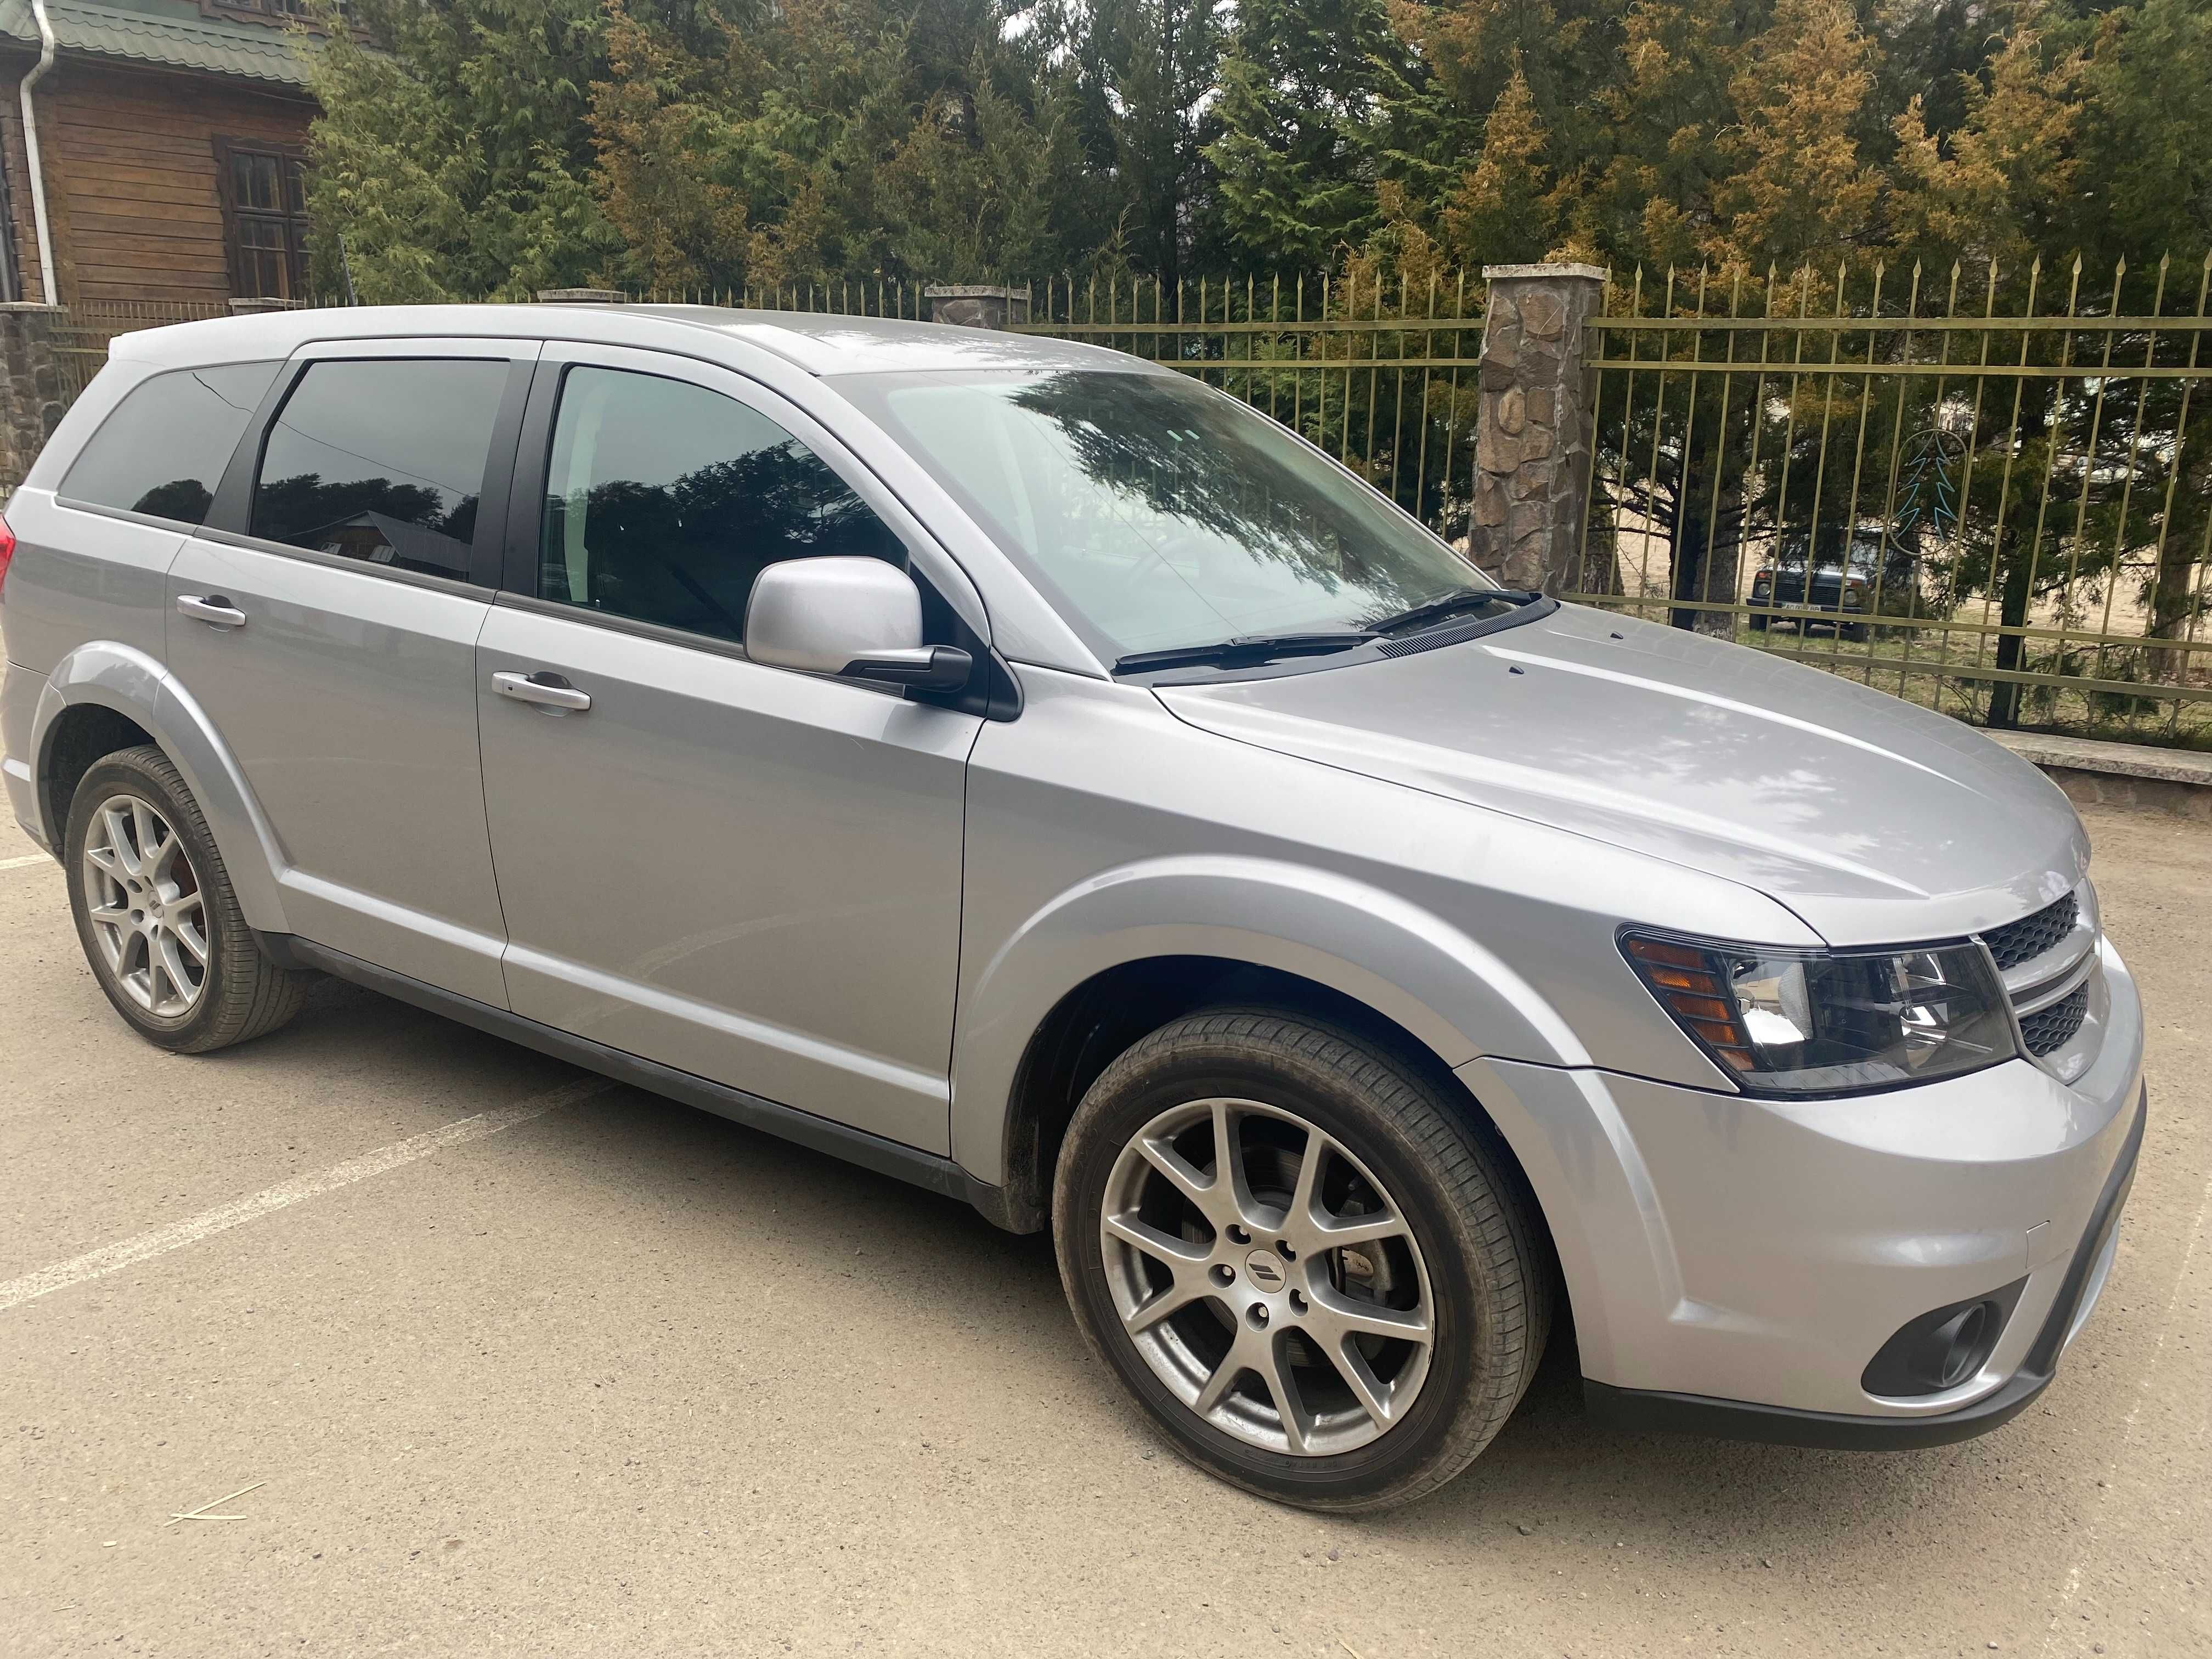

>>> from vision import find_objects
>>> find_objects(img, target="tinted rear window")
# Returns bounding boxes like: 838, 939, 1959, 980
251, 358, 509, 579
60, 362, 280, 526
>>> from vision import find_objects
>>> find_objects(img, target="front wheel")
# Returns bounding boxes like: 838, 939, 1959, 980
1054, 1010, 1551, 1512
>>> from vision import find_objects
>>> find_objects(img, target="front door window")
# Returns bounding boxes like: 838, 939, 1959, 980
538, 365, 904, 645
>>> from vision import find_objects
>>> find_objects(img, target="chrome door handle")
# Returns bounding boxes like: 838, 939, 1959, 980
177, 594, 247, 629
493, 670, 592, 713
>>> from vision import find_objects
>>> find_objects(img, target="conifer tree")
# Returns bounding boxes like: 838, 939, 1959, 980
1076, 0, 1228, 291
1888, 19, 2084, 280
1437, 64, 1555, 265
1207, 0, 1408, 268
1581, 0, 1767, 271
1706, 0, 1883, 273
303, 0, 621, 300
2074, 0, 2212, 268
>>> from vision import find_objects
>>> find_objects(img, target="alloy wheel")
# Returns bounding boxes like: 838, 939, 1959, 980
1098, 1097, 1436, 1457
81, 793, 208, 1018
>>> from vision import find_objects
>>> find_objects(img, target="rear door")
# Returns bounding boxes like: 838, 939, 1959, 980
165, 339, 537, 1006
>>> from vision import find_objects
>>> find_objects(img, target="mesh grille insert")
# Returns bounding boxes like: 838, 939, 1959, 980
2019, 985, 2090, 1057
1983, 893, 2078, 972
1376, 614, 1508, 657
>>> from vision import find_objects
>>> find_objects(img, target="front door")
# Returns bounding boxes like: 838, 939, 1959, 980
167, 342, 535, 1007
475, 346, 979, 1152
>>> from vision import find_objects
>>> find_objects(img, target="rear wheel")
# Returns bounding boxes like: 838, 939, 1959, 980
64, 746, 309, 1052
1054, 1009, 1550, 1512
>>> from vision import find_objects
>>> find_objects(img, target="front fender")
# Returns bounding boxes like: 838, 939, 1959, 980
31, 641, 291, 932
949, 854, 1590, 1184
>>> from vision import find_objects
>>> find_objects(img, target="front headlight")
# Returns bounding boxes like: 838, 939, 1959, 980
1622, 932, 2017, 1096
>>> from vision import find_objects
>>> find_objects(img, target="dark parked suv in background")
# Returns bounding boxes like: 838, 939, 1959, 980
1748, 527, 1925, 640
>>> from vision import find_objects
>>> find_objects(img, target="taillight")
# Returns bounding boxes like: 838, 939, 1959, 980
0, 511, 14, 602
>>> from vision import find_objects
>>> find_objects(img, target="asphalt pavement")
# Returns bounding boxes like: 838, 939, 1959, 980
1, 802, 2206, 1657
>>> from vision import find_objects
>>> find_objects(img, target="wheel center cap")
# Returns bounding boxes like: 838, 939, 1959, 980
1243, 1249, 1286, 1293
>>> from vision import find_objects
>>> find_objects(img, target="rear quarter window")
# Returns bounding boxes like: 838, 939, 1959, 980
59, 362, 281, 526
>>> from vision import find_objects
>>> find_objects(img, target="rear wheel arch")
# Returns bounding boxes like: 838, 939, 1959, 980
38, 701, 157, 842
30, 648, 290, 932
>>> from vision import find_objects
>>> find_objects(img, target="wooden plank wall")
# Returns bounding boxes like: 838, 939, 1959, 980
0, 64, 51, 303
1, 54, 312, 306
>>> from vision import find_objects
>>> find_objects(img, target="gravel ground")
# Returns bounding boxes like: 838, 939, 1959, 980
0, 802, 2205, 1658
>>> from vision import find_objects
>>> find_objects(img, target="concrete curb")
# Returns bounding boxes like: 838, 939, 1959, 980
1990, 732, 2212, 821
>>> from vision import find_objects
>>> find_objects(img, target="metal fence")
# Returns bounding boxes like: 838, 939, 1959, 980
25, 265, 2212, 747
634, 272, 1494, 539
1010, 273, 1489, 543
974, 266, 2212, 747
49, 299, 232, 405
1570, 258, 2212, 747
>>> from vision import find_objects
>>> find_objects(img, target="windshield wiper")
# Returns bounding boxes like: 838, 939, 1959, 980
1113, 630, 1378, 674
1370, 585, 1545, 637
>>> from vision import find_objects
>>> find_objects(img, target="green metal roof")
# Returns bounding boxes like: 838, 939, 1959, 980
0, 0, 316, 89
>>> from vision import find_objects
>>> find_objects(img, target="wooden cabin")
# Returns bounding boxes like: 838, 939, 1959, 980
0, 0, 317, 308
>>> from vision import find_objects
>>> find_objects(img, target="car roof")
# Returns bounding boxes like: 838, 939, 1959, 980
105, 302, 1152, 379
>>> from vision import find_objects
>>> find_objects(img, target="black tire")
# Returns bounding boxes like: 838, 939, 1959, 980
1844, 622, 1870, 642
1748, 613, 1769, 632
64, 745, 310, 1053
1053, 1009, 1552, 1513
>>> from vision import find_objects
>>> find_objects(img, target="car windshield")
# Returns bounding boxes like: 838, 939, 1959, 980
836, 368, 1488, 661
1778, 531, 1885, 572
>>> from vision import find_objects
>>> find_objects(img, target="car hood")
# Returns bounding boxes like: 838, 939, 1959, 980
1154, 603, 2089, 946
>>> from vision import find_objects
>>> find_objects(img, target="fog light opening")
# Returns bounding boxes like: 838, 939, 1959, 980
1929, 1304, 1989, 1390
1861, 1277, 2027, 1399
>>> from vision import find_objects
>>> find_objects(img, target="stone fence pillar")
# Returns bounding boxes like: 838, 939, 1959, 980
924, 284, 1031, 329
1470, 263, 1607, 594
0, 301, 68, 495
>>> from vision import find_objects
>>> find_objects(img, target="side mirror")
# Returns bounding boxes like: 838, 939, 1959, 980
744, 556, 972, 692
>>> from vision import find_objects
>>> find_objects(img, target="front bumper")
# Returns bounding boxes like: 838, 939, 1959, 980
1458, 939, 2145, 1442
1747, 590, 1858, 617
1583, 1087, 2140, 1448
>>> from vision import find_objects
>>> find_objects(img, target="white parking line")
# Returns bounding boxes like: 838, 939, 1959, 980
0, 1076, 617, 1313
1, 852, 54, 871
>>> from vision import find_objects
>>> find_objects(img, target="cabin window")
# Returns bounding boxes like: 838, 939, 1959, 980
216, 140, 310, 301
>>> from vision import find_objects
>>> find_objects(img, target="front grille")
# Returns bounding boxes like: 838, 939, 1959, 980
1983, 893, 2079, 972
2020, 985, 2090, 1056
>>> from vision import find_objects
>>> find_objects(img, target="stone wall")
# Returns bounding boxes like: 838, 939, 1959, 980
0, 302, 67, 494
924, 285, 1032, 329
1469, 263, 1606, 594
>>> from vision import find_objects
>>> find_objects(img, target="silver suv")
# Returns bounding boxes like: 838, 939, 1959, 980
0, 307, 2145, 1511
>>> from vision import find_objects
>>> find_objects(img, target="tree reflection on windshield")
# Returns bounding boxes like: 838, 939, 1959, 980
860, 369, 1477, 657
